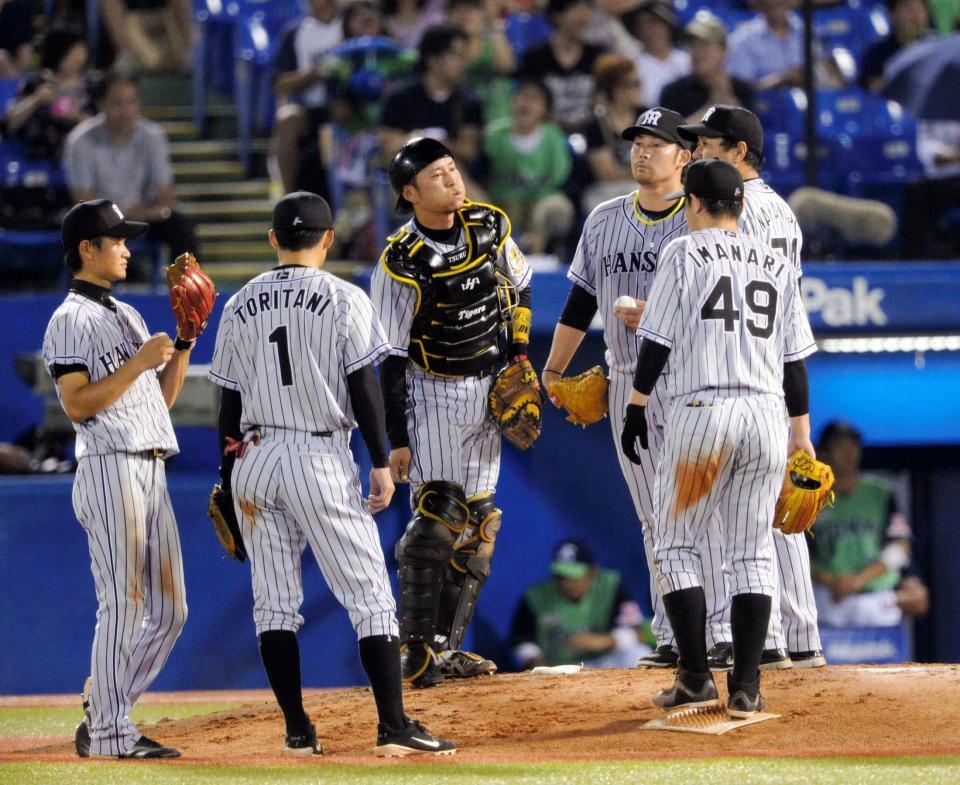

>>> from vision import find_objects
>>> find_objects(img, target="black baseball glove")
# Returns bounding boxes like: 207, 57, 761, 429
620, 403, 648, 465
207, 483, 247, 562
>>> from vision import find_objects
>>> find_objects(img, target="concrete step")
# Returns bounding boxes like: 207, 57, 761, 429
172, 160, 246, 182
202, 240, 273, 262
180, 198, 274, 220
197, 221, 267, 240
160, 120, 200, 141
143, 103, 236, 122
175, 180, 272, 200
170, 139, 269, 161
206, 259, 362, 286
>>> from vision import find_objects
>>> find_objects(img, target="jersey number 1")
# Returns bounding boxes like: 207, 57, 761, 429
268, 325, 294, 386
700, 275, 778, 339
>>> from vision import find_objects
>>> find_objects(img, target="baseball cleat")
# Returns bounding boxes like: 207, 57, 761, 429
284, 723, 322, 756
759, 648, 793, 670
436, 649, 497, 679
706, 642, 734, 672
652, 669, 719, 712
117, 736, 181, 758
789, 649, 827, 668
637, 645, 679, 669
75, 676, 93, 758
401, 643, 444, 689
727, 675, 766, 718
375, 718, 456, 757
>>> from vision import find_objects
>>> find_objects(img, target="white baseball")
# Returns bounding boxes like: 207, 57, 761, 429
615, 295, 636, 309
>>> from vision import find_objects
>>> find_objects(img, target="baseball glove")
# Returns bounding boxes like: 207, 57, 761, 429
207, 483, 247, 562
773, 450, 836, 535
549, 366, 609, 426
167, 252, 216, 341
488, 357, 542, 451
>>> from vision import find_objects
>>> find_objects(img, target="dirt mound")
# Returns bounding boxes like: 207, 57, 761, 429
5, 665, 959, 765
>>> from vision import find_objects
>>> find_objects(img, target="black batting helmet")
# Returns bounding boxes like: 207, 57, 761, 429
388, 137, 453, 212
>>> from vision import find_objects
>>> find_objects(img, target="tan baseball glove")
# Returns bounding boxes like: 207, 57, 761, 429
207, 483, 247, 562
167, 252, 216, 341
488, 357, 542, 451
773, 450, 836, 535
549, 366, 609, 426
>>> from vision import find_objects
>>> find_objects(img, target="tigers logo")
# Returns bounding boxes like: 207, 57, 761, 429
638, 109, 662, 126
701, 107, 716, 123
112, 204, 125, 220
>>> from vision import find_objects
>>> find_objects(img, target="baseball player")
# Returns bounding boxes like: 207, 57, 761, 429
541, 108, 731, 667
370, 137, 533, 687
208, 192, 454, 756
678, 105, 825, 669
43, 199, 190, 758
620, 159, 817, 714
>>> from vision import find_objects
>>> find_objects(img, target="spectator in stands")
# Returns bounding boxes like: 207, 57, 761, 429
517, 0, 605, 134
510, 539, 654, 670
97, 0, 193, 73
271, 0, 343, 197
0, 0, 36, 78
620, 0, 690, 106
660, 11, 753, 122
860, 0, 932, 92
383, 0, 447, 48
380, 24, 486, 188
902, 115, 960, 258
810, 421, 930, 628
484, 79, 574, 254
927, 0, 960, 33
581, 53, 645, 211
727, 0, 806, 90
3, 27, 92, 162
64, 72, 198, 268
448, 0, 517, 124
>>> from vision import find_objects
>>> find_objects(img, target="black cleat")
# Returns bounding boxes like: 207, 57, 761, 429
727, 674, 766, 718
375, 718, 456, 757
284, 723, 322, 756
789, 649, 827, 668
436, 649, 497, 679
652, 669, 720, 712
401, 642, 445, 688
118, 736, 181, 759
636, 645, 679, 669
759, 647, 793, 670
706, 642, 734, 672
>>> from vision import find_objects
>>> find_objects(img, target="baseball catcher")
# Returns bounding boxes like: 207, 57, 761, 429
166, 252, 216, 344
548, 366, 609, 426
773, 450, 835, 535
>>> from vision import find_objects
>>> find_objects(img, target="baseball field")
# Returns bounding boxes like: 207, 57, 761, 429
2, 664, 958, 784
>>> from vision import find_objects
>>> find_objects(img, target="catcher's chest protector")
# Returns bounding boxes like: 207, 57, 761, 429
385, 204, 508, 377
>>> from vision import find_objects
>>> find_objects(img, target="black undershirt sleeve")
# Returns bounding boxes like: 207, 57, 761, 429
51, 362, 88, 379
217, 388, 243, 489
379, 355, 410, 450
782, 359, 809, 417
632, 339, 671, 395
348, 363, 389, 468
558, 284, 598, 332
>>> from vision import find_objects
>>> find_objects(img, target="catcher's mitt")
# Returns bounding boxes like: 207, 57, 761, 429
773, 450, 836, 535
488, 357, 542, 450
549, 366, 609, 426
167, 252, 216, 341
207, 483, 247, 561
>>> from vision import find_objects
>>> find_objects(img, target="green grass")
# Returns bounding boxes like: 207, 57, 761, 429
0, 704, 240, 737
1, 758, 959, 785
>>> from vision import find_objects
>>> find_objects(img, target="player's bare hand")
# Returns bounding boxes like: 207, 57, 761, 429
389, 447, 411, 483
367, 467, 395, 513
832, 573, 862, 601
135, 333, 175, 371
541, 369, 561, 407
614, 299, 645, 331
788, 433, 816, 459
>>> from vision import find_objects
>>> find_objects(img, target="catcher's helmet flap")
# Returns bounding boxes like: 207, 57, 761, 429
388, 137, 453, 211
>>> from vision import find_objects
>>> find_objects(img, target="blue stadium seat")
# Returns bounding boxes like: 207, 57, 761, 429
0, 78, 19, 119
0, 139, 66, 189
504, 13, 551, 58
192, 0, 247, 133
815, 1, 889, 60
761, 131, 838, 197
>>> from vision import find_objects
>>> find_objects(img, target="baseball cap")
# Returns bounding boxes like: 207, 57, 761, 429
634, 0, 678, 29
667, 158, 743, 202
550, 539, 595, 580
388, 137, 454, 212
272, 191, 334, 233
61, 199, 148, 252
685, 10, 727, 45
622, 106, 693, 148
678, 105, 764, 155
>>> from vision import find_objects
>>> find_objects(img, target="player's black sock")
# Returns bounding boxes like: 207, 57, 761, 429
662, 587, 709, 674
730, 593, 772, 688
359, 635, 406, 729
258, 630, 310, 732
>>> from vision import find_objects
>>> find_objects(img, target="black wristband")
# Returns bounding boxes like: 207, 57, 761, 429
174, 337, 195, 351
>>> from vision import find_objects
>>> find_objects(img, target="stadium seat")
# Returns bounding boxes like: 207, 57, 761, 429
192, 0, 246, 133
815, 1, 889, 61
504, 13, 551, 58
761, 131, 838, 197
0, 78, 19, 118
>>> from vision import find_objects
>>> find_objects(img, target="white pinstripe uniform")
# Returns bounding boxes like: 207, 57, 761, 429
370, 220, 532, 502
739, 177, 823, 654
42, 287, 187, 757
568, 194, 731, 649
637, 229, 817, 603
209, 266, 398, 640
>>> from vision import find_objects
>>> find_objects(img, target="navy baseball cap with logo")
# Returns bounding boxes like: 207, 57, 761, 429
388, 137, 454, 212
678, 104, 764, 155
61, 198, 148, 252
621, 107, 693, 149
550, 539, 595, 579
272, 190, 334, 233
668, 158, 744, 202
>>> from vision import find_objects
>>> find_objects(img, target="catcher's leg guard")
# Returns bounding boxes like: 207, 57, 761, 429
435, 494, 501, 668
396, 482, 469, 673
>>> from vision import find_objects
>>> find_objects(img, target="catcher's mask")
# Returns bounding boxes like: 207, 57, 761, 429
388, 137, 453, 212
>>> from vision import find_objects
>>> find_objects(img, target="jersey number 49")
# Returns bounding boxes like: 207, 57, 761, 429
700, 275, 778, 340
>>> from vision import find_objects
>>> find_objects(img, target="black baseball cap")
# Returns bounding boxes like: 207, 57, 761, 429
388, 137, 454, 212
272, 191, 334, 232
61, 199, 148, 252
621, 107, 693, 149
550, 539, 595, 579
668, 158, 743, 201
678, 105, 764, 155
